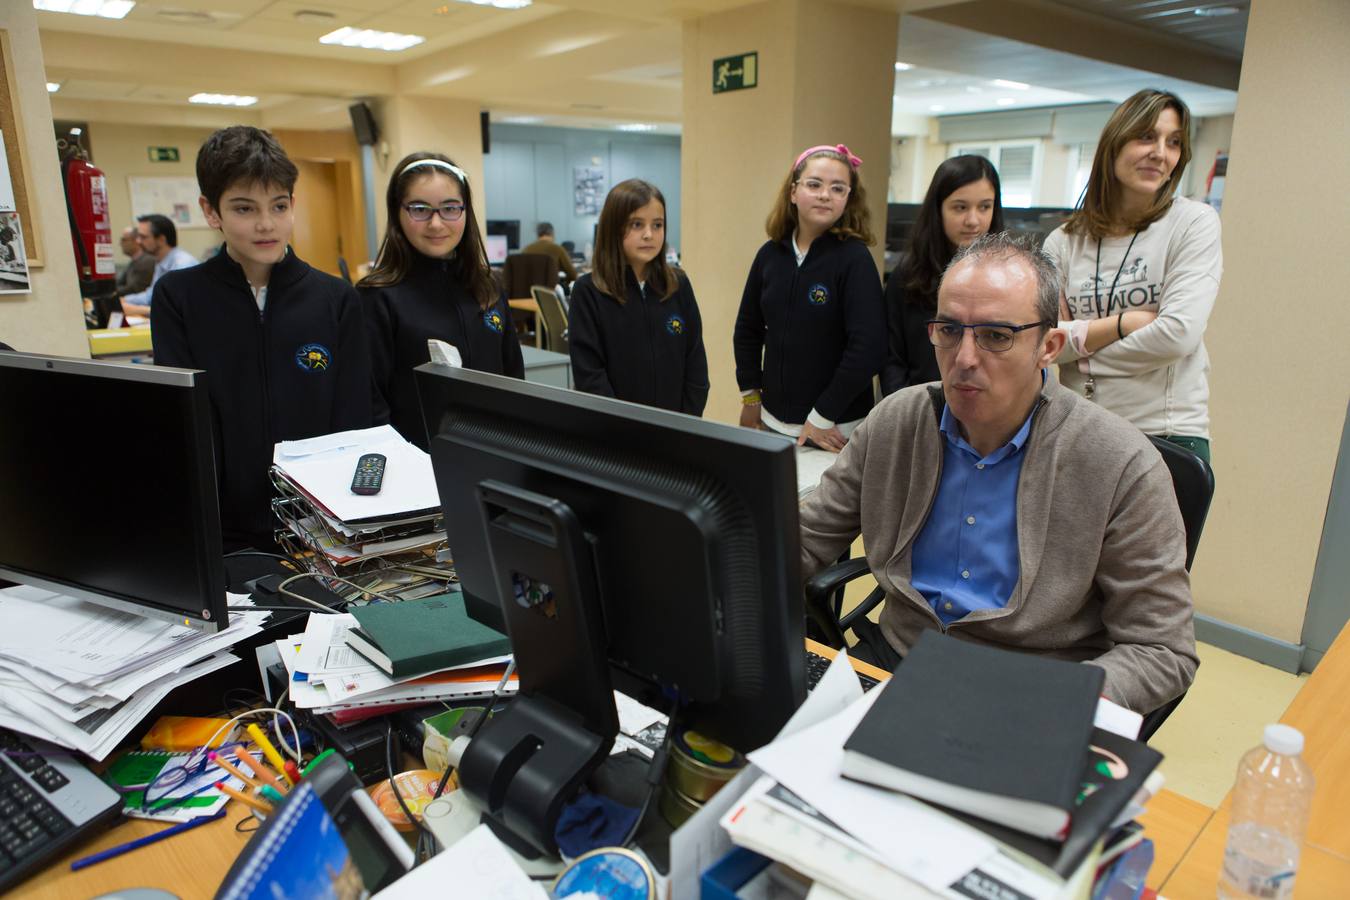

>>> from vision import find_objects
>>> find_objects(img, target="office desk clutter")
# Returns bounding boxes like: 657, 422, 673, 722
0, 585, 269, 760
717, 635, 1167, 899
270, 425, 454, 602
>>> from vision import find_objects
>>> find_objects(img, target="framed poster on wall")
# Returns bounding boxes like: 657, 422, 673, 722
0, 29, 42, 268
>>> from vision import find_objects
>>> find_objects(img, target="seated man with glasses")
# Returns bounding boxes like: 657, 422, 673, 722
799, 232, 1197, 713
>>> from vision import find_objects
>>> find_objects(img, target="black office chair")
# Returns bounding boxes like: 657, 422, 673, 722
802, 434, 1215, 739
530, 285, 569, 354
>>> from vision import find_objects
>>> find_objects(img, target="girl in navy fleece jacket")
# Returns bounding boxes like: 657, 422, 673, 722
568, 179, 709, 416
732, 144, 885, 452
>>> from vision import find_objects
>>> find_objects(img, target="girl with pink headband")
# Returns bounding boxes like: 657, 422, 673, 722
732, 144, 885, 452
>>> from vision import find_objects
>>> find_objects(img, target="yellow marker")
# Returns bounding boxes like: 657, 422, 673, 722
246, 723, 294, 787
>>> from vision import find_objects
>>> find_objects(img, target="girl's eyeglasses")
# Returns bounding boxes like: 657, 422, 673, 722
403, 202, 466, 222
796, 178, 851, 199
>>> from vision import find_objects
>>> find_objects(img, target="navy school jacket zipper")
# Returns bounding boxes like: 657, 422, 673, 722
781, 246, 802, 412
641, 283, 659, 400
255, 289, 273, 457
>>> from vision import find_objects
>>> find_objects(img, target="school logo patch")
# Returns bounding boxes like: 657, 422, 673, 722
295, 343, 331, 372
807, 283, 830, 306
665, 315, 685, 336
483, 309, 505, 334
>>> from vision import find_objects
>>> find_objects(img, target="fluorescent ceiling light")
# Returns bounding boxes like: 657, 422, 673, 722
454, 0, 533, 9
894, 62, 913, 71
1194, 5, 1240, 16
996, 98, 1016, 106
33, 0, 135, 18
617, 123, 655, 132
189, 93, 258, 107
70, 127, 82, 135
991, 79, 1030, 90
319, 26, 425, 52
929, 104, 945, 112
47, 82, 61, 93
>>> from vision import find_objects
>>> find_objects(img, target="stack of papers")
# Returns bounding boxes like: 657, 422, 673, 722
0, 585, 269, 760
279, 611, 515, 719
271, 427, 452, 593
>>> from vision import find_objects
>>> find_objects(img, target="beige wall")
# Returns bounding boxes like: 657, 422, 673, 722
0, 4, 88, 357
681, 0, 897, 425
1190, 0, 1350, 642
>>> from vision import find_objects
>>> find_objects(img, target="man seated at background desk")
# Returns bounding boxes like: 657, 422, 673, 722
120, 214, 198, 317
521, 221, 577, 287
799, 233, 1197, 714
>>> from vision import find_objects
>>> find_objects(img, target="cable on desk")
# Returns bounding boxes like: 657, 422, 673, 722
225, 549, 302, 571
620, 709, 674, 850
431, 658, 517, 802
277, 571, 401, 608
384, 720, 434, 856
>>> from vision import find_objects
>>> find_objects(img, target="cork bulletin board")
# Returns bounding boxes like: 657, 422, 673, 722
0, 28, 43, 267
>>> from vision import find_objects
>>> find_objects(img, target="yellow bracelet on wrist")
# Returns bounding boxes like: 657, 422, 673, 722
741, 392, 762, 406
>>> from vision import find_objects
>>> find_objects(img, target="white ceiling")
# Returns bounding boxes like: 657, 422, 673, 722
892, 15, 1239, 123
39, 0, 1243, 135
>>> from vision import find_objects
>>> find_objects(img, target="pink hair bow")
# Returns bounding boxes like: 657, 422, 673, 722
794, 143, 863, 170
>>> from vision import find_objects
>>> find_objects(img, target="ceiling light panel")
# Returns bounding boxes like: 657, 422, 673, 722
189, 93, 258, 106
33, 0, 135, 18
319, 26, 425, 51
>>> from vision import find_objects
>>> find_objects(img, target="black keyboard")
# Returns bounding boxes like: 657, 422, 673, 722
805, 650, 882, 693
0, 729, 123, 891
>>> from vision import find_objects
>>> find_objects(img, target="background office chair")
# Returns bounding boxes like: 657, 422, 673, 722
803, 434, 1215, 740
502, 253, 558, 298
530, 285, 570, 354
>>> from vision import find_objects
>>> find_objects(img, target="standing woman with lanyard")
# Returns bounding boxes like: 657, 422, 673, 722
1044, 89, 1222, 462
733, 144, 885, 452
360, 152, 524, 449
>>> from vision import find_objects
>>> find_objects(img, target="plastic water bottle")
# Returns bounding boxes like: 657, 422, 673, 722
1217, 724, 1315, 900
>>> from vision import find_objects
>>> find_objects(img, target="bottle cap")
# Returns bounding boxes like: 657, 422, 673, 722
1263, 723, 1304, 755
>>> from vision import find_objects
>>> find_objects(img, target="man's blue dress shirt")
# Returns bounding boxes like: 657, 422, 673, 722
910, 400, 1038, 626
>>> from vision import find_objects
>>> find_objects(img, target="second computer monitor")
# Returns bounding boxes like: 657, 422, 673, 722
416, 366, 806, 754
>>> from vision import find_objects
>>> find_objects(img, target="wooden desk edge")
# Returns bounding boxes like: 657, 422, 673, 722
805, 637, 891, 683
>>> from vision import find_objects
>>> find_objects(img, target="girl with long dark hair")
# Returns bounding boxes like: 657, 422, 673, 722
880, 155, 1004, 395
359, 152, 523, 449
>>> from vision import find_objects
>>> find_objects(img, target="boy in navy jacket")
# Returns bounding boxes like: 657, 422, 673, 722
152, 126, 371, 551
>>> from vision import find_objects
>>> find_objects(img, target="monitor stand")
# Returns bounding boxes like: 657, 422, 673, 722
455, 481, 620, 856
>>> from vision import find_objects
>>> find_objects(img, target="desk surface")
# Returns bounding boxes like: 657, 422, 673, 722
17, 642, 885, 898
20, 629, 1347, 898
1157, 619, 1350, 897
87, 324, 153, 357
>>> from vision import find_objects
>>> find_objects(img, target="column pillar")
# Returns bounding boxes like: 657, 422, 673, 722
1189, 0, 1350, 646
681, 0, 899, 423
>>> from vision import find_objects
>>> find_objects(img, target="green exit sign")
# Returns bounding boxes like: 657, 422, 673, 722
713, 52, 757, 94
148, 146, 180, 162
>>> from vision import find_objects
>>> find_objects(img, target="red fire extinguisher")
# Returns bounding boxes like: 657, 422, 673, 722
61, 151, 116, 326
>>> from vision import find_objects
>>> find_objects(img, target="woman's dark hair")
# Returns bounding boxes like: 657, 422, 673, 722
902, 155, 1004, 306
357, 152, 496, 310
591, 179, 678, 303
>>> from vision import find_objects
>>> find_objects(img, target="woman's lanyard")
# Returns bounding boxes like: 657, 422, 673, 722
1081, 229, 1140, 400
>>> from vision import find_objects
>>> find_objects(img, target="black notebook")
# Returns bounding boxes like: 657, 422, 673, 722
840, 631, 1104, 839
932, 727, 1162, 878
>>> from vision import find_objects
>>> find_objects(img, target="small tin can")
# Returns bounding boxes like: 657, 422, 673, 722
667, 728, 745, 802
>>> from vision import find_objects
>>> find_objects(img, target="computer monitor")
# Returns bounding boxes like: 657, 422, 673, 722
484, 234, 509, 265
416, 366, 805, 853
485, 219, 520, 251
0, 352, 228, 632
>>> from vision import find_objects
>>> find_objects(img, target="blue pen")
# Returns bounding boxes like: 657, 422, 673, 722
70, 809, 228, 871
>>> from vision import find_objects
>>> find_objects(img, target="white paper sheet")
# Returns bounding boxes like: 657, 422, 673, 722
747, 691, 997, 892
272, 425, 440, 523
373, 824, 548, 900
